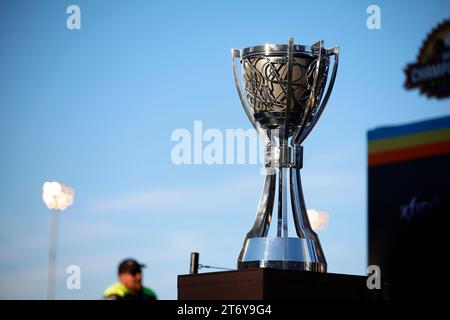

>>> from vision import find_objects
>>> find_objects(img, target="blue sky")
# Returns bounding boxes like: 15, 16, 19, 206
0, 0, 449, 299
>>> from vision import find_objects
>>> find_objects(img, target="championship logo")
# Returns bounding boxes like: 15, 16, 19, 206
404, 19, 450, 99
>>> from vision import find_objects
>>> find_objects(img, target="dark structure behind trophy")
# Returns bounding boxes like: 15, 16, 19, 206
368, 116, 450, 299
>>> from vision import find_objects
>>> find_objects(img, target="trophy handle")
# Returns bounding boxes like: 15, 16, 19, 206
294, 45, 339, 145
291, 40, 323, 144
231, 49, 270, 142
290, 165, 327, 269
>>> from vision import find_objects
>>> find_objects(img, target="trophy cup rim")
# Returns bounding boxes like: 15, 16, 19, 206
241, 43, 317, 58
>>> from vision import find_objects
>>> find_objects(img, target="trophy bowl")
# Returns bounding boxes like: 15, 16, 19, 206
232, 37, 339, 272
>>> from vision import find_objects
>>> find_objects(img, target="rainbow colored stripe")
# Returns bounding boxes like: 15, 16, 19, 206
368, 116, 450, 167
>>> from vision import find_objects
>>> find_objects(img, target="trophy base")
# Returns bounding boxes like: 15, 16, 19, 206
238, 237, 327, 272
178, 269, 381, 300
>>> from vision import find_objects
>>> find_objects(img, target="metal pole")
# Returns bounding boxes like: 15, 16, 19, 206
46, 209, 59, 300
190, 252, 199, 275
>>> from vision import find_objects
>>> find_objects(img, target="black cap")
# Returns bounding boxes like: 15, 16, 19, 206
118, 258, 146, 275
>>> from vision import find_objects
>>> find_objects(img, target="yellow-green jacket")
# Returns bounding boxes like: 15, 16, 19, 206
103, 282, 157, 300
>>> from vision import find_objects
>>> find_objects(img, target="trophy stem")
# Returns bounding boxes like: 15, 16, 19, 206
277, 125, 289, 239
237, 144, 327, 272
276, 167, 285, 237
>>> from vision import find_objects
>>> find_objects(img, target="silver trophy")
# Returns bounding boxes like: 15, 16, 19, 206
232, 37, 339, 272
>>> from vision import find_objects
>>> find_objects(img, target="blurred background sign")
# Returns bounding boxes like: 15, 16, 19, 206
404, 19, 450, 99
368, 115, 450, 299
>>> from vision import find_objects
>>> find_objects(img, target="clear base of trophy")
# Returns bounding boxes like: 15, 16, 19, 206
238, 237, 327, 272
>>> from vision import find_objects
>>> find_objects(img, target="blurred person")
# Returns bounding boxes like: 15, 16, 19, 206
103, 258, 157, 300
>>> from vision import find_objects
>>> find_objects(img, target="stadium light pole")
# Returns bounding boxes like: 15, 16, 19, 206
42, 182, 75, 300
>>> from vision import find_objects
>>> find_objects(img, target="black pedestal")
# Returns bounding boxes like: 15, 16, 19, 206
178, 268, 382, 300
